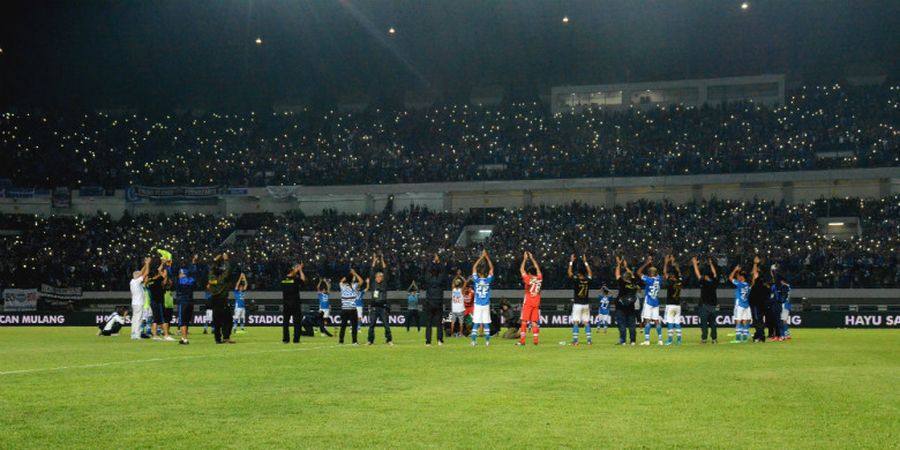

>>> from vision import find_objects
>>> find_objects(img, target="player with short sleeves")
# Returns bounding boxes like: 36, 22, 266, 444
518, 251, 543, 346
638, 256, 664, 345
233, 273, 248, 334
729, 257, 758, 344
596, 287, 612, 333
470, 250, 494, 346
567, 254, 594, 345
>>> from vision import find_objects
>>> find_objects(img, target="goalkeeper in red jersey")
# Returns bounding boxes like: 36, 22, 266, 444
518, 251, 543, 346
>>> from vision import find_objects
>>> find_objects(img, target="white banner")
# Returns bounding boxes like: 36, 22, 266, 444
266, 185, 300, 199
2, 289, 39, 312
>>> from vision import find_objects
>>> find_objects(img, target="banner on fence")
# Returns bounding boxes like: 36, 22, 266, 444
39, 284, 83, 300
0, 311, 898, 328
128, 185, 221, 201
2, 289, 39, 312
266, 185, 300, 199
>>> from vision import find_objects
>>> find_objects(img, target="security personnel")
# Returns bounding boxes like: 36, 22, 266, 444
423, 255, 445, 345
207, 253, 233, 344
281, 263, 306, 343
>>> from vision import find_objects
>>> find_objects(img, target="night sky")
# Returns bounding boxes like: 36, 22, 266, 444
0, 0, 897, 109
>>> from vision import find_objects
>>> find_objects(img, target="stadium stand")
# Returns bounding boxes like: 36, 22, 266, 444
1, 196, 896, 295
0, 84, 897, 189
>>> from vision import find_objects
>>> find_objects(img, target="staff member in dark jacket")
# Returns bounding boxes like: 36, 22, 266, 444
614, 256, 639, 345
367, 253, 393, 346
281, 263, 306, 344
207, 253, 233, 344
174, 264, 198, 345
748, 257, 768, 342
423, 255, 445, 346
692, 256, 719, 344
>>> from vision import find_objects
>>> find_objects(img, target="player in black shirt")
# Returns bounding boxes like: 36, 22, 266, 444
662, 255, 683, 346
692, 256, 719, 343
614, 256, 639, 345
146, 263, 173, 341
281, 263, 306, 343
367, 253, 393, 346
567, 254, 593, 345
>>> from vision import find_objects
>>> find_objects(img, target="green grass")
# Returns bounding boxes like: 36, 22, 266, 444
0, 326, 897, 449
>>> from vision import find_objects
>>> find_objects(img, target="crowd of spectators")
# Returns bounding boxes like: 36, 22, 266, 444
0, 84, 897, 188
1, 196, 896, 292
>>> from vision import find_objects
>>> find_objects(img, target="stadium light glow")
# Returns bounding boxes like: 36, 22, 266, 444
828, 222, 845, 226
388, 27, 396, 34
741, 2, 750, 10
255, 37, 263, 45
562, 16, 569, 24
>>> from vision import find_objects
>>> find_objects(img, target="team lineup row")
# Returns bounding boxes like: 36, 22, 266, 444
104, 250, 792, 347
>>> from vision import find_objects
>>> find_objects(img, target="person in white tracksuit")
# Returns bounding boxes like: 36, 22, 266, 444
130, 257, 152, 340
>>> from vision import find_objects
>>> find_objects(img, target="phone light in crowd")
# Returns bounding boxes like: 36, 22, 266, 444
255, 37, 263, 45
828, 222, 845, 227
562, 16, 570, 24
388, 27, 396, 34
741, 2, 750, 10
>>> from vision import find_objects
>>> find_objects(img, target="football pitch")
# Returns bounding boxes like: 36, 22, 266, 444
0, 327, 897, 449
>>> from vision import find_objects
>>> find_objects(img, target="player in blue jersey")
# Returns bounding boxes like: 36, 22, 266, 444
728, 257, 758, 343
596, 286, 612, 334
355, 277, 369, 333
637, 256, 664, 345
470, 249, 494, 346
779, 276, 792, 340
232, 272, 248, 334
317, 278, 332, 328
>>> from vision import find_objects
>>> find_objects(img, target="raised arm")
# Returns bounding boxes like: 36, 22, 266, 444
567, 254, 575, 278
708, 258, 717, 278
583, 255, 592, 279
484, 251, 494, 276
519, 252, 528, 277
140, 256, 151, 279
379, 254, 387, 270
297, 263, 306, 283
691, 256, 701, 279
751, 256, 760, 282
614, 255, 622, 280
350, 268, 364, 286
452, 269, 464, 286
637, 256, 652, 278
529, 252, 542, 277
472, 252, 485, 276
408, 280, 418, 292
663, 255, 671, 280
220, 253, 231, 278
729, 265, 741, 283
